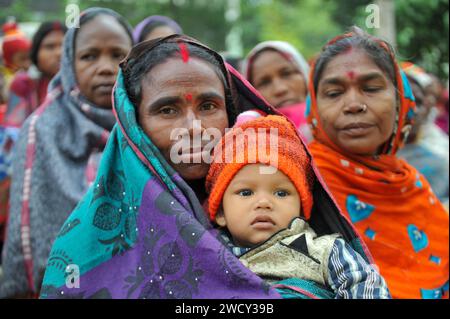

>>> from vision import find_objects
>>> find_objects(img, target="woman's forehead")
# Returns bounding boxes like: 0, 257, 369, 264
319, 49, 386, 81
146, 56, 221, 83
76, 15, 131, 48
253, 49, 292, 68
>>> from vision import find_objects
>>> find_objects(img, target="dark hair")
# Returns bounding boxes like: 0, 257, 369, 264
123, 41, 236, 123
31, 21, 67, 67
313, 26, 397, 93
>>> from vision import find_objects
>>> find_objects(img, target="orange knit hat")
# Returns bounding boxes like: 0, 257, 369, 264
206, 115, 314, 222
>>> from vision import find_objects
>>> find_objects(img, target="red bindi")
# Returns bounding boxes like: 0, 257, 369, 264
185, 93, 193, 102
347, 71, 355, 80
178, 43, 190, 63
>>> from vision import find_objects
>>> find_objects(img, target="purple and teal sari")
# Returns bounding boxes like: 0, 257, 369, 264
40, 36, 373, 299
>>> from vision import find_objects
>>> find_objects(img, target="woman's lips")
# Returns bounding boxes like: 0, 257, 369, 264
94, 84, 115, 95
340, 122, 375, 137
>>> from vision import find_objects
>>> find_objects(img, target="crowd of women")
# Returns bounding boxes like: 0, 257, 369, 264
0, 7, 448, 299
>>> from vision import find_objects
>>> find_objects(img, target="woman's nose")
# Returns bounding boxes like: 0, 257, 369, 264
272, 77, 289, 96
343, 90, 367, 114
185, 109, 204, 136
343, 102, 367, 114
97, 56, 116, 76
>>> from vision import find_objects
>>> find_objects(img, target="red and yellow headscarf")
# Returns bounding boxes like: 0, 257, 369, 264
306, 32, 449, 299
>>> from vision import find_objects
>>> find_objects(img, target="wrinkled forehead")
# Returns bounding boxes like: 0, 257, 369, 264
318, 49, 390, 84
251, 47, 295, 68
142, 57, 226, 94
75, 15, 131, 49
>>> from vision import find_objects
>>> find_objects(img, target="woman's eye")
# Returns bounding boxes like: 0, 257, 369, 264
364, 86, 382, 93
237, 189, 253, 197
113, 52, 127, 60
256, 79, 271, 88
43, 44, 56, 51
201, 102, 217, 112
281, 70, 295, 78
81, 54, 96, 61
325, 90, 342, 98
159, 107, 177, 116
274, 190, 289, 197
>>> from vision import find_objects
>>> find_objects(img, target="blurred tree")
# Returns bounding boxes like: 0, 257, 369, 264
72, 0, 229, 50
395, 0, 449, 79
241, 0, 341, 60
324, 0, 449, 80
1, 0, 448, 80
324, 0, 372, 29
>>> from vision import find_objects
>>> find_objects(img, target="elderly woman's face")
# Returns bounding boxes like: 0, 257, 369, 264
75, 15, 132, 108
251, 50, 307, 108
138, 57, 229, 181
316, 49, 397, 156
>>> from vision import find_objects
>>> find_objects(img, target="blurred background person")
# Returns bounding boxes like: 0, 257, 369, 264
0, 22, 66, 263
0, 21, 31, 100
0, 21, 31, 266
0, 7, 133, 298
3, 21, 66, 127
243, 41, 312, 142
398, 62, 449, 208
133, 15, 182, 43
426, 74, 449, 135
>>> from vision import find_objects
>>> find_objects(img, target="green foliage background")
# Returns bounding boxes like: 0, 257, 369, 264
1, 0, 448, 79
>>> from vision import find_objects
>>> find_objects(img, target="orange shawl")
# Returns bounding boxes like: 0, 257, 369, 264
306, 33, 449, 299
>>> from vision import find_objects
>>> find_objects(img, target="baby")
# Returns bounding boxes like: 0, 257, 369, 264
206, 115, 390, 299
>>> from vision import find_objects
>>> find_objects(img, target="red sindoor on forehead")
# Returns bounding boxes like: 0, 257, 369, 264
178, 42, 190, 63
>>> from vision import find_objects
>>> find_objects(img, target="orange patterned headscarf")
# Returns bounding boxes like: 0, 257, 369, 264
306, 32, 449, 299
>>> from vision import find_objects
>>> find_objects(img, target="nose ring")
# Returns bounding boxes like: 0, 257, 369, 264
361, 104, 368, 112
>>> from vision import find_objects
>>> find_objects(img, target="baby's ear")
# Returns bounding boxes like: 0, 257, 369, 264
214, 208, 227, 227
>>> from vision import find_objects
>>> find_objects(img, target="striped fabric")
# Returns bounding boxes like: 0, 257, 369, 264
328, 238, 391, 299
224, 230, 390, 299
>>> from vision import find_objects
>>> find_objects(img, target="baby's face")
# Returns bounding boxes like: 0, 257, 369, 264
216, 164, 301, 247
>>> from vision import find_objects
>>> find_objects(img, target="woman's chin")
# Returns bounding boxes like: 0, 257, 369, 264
93, 96, 113, 109
340, 144, 380, 157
